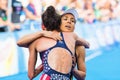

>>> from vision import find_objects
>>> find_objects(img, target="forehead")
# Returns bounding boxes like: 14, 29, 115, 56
62, 13, 75, 19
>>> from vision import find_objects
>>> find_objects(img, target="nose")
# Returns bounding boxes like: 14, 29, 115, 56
67, 19, 71, 24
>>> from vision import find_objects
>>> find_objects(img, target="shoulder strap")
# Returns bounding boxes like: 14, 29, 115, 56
60, 32, 73, 55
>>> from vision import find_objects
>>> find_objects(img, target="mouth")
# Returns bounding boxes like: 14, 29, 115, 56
65, 25, 71, 30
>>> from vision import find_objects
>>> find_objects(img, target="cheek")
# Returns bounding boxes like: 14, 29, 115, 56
60, 26, 64, 31
60, 23, 65, 29
71, 25, 75, 31
73, 27, 75, 31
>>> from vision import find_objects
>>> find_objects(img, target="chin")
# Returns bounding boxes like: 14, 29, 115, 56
66, 30, 72, 32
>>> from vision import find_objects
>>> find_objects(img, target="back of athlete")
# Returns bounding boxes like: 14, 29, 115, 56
35, 32, 76, 80
36, 32, 76, 74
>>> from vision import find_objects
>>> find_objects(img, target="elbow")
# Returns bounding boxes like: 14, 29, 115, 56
80, 71, 86, 79
17, 42, 20, 47
17, 40, 22, 47
81, 72, 86, 80
17, 40, 28, 48
73, 70, 86, 80
28, 72, 34, 80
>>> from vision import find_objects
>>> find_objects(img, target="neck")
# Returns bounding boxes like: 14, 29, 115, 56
53, 30, 58, 33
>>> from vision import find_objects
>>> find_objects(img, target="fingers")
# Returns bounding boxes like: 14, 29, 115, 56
85, 42, 90, 48
52, 33, 62, 41
53, 36, 62, 41
72, 56, 76, 68
55, 36, 62, 41
44, 31, 62, 41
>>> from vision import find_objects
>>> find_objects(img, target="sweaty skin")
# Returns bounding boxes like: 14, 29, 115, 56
35, 33, 74, 73
36, 32, 81, 72
18, 11, 89, 80
28, 31, 87, 80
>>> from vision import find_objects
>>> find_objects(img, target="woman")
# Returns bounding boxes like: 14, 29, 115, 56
18, 6, 88, 80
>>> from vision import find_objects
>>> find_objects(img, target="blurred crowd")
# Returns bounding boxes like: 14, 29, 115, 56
42, 0, 120, 23
0, 0, 120, 32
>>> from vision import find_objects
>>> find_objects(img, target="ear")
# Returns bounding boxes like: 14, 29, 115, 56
42, 24, 46, 30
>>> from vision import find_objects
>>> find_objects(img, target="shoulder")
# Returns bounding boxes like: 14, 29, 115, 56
70, 32, 78, 39
62, 32, 77, 36
62, 32, 78, 39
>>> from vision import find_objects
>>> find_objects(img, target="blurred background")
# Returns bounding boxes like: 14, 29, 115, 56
0, 0, 120, 80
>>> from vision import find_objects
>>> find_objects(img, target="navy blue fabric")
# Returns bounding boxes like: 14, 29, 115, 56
39, 32, 73, 79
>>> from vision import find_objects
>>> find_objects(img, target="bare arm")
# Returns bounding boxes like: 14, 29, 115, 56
17, 31, 62, 48
17, 31, 44, 48
34, 64, 43, 78
76, 38, 89, 48
73, 33, 90, 48
28, 40, 38, 80
28, 40, 43, 80
72, 46, 86, 80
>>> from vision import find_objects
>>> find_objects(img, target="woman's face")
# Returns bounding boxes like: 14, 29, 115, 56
60, 13, 76, 32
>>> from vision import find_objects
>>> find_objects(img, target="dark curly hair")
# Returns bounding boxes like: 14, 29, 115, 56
42, 6, 61, 31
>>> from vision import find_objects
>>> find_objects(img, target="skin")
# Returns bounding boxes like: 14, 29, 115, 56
60, 13, 86, 80
73, 46, 86, 80
17, 14, 88, 80
60, 14, 75, 32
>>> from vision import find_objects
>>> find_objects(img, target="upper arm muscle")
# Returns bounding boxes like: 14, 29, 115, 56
76, 46, 86, 72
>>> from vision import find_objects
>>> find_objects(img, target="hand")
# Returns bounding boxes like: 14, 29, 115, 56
76, 40, 90, 48
84, 42, 90, 48
72, 55, 76, 69
43, 31, 62, 41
